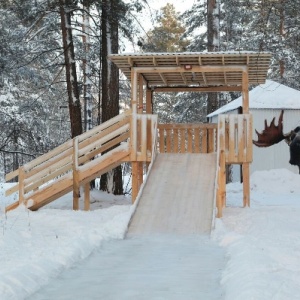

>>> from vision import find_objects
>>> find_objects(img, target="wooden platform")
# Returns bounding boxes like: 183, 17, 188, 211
127, 153, 217, 236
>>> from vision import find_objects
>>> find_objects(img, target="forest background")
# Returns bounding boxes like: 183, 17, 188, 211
1, 0, 299, 194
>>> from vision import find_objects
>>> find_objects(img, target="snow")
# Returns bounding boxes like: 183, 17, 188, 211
207, 80, 300, 117
1, 168, 300, 299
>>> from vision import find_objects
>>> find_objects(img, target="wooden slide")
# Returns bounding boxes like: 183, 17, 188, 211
127, 153, 217, 236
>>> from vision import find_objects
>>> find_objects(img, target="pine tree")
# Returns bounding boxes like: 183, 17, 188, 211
140, 3, 189, 52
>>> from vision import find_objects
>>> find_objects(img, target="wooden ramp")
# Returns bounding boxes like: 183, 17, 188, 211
127, 153, 217, 236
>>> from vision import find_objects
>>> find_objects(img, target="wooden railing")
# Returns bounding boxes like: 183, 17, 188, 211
216, 114, 253, 217
131, 114, 158, 162
157, 123, 218, 154
5, 110, 159, 211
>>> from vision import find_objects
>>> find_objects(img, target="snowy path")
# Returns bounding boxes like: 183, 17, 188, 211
29, 235, 226, 300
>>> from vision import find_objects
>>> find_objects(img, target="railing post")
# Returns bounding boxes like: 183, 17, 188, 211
217, 115, 226, 218
73, 137, 80, 210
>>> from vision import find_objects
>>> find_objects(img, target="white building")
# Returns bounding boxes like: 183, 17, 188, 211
207, 80, 300, 181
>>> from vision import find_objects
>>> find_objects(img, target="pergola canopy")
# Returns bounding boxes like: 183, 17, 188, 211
108, 51, 272, 90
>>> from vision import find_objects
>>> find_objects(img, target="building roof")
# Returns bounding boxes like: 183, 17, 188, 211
207, 80, 300, 117
108, 52, 271, 89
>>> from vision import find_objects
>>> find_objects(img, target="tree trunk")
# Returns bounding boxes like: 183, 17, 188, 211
100, 0, 123, 195
207, 0, 221, 115
59, 0, 82, 138
82, 1, 92, 132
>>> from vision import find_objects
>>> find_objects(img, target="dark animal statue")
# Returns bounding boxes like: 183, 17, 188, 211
253, 110, 300, 174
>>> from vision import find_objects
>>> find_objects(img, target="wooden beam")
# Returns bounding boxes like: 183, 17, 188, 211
153, 86, 243, 93
134, 65, 248, 74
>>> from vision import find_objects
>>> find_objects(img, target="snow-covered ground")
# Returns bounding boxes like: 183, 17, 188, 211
1, 168, 300, 299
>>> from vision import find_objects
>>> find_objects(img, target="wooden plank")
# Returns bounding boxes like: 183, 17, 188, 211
78, 145, 130, 183
24, 164, 72, 194
78, 116, 130, 151
242, 69, 249, 113
78, 123, 130, 157
173, 129, 179, 153
194, 128, 200, 153
25, 176, 73, 211
154, 86, 243, 93
78, 131, 130, 165
246, 114, 253, 162
187, 129, 193, 153
130, 113, 137, 160
208, 129, 214, 153
24, 155, 72, 186
5, 169, 19, 182
24, 140, 73, 172
78, 110, 131, 142
201, 129, 208, 153
238, 115, 245, 162
180, 129, 186, 153
166, 129, 171, 152
159, 128, 165, 153
5, 183, 19, 197
140, 116, 147, 160
127, 153, 217, 235
5, 201, 19, 212
228, 115, 236, 163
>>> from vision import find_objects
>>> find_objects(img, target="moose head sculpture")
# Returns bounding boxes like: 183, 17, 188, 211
253, 110, 300, 174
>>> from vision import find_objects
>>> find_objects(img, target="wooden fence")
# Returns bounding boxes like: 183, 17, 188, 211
216, 114, 253, 217
157, 123, 218, 154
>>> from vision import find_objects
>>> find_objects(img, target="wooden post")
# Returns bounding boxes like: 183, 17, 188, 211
84, 183, 90, 211
217, 115, 226, 217
73, 138, 80, 210
242, 69, 249, 113
243, 163, 250, 207
131, 69, 138, 114
138, 74, 144, 114
132, 161, 139, 203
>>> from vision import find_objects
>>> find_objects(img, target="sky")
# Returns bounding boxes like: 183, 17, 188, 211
1, 168, 300, 299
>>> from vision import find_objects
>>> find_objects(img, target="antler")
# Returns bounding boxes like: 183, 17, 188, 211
253, 110, 286, 147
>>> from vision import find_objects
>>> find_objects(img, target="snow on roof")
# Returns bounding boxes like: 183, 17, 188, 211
207, 80, 300, 117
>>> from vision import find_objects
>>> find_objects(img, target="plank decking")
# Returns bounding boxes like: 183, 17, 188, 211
127, 153, 217, 236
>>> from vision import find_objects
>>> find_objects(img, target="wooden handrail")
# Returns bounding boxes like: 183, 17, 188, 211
5, 110, 133, 205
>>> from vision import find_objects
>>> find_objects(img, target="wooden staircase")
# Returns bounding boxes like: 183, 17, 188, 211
5, 110, 157, 211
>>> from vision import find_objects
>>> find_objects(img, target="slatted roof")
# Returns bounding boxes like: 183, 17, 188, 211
108, 52, 272, 88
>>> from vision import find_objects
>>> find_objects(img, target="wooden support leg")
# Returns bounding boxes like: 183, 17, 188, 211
73, 171, 80, 210
84, 183, 90, 211
217, 151, 226, 218
138, 162, 143, 190
132, 162, 138, 203
242, 162, 250, 207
